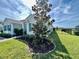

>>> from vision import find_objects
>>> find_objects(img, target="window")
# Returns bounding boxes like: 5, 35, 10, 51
4, 25, 7, 31
8, 25, 11, 31
29, 23, 32, 31
4, 25, 11, 31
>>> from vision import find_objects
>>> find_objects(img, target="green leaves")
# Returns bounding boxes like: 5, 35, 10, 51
32, 0, 53, 39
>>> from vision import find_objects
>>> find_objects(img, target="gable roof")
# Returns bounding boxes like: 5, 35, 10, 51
21, 14, 35, 23
4, 18, 22, 24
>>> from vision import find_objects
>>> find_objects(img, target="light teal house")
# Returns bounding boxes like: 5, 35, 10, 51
0, 14, 53, 35
0, 14, 35, 35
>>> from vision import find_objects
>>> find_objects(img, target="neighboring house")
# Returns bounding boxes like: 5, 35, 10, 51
74, 25, 79, 32
56, 27, 78, 35
73, 25, 79, 35
61, 28, 74, 34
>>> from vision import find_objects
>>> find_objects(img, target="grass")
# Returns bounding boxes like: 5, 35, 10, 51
48, 30, 79, 59
0, 39, 32, 59
55, 31, 79, 59
0, 31, 79, 59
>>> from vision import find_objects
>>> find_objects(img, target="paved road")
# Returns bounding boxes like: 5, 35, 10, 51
0, 36, 18, 42
0, 37, 5, 40
0, 37, 12, 42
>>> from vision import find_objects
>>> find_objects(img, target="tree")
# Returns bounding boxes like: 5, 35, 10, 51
29, 0, 55, 53
28, 0, 55, 53
32, 0, 54, 40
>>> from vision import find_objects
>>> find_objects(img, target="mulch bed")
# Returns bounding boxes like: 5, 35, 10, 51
16, 35, 55, 53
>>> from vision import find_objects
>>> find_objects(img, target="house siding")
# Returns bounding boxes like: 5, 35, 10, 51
13, 23, 22, 30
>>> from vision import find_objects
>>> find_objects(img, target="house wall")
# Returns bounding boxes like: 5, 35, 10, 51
22, 14, 36, 35
27, 22, 33, 35
22, 23, 27, 34
22, 22, 34, 35
13, 23, 22, 30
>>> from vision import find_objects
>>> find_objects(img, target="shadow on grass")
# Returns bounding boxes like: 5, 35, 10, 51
32, 30, 72, 59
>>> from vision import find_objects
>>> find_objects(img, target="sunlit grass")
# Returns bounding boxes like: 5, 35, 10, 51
0, 39, 32, 59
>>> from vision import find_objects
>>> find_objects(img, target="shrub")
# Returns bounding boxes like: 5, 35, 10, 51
0, 33, 12, 38
14, 28, 23, 36
74, 32, 79, 36
0, 30, 3, 34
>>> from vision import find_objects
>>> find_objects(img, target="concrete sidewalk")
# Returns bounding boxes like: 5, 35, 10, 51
0, 37, 15, 42
0, 36, 21, 42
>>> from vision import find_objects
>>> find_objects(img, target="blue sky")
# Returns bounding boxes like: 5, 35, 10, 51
50, 0, 79, 28
0, 0, 79, 28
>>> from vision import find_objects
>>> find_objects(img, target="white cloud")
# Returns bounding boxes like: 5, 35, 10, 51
63, 5, 71, 14
21, 0, 36, 9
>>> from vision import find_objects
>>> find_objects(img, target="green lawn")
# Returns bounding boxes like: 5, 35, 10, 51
49, 31, 79, 59
0, 39, 32, 59
0, 31, 79, 59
